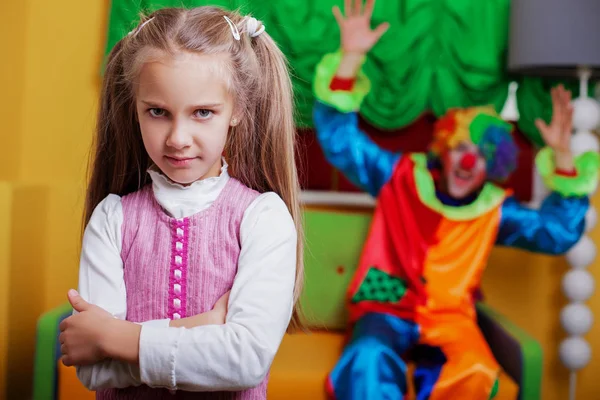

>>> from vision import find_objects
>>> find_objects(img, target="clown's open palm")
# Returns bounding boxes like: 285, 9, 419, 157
536, 85, 574, 152
333, 0, 389, 56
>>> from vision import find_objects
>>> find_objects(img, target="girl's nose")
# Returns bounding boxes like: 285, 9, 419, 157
166, 124, 192, 149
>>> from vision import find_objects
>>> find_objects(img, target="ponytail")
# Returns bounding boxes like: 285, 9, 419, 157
252, 32, 305, 331
224, 17, 305, 331
83, 38, 150, 233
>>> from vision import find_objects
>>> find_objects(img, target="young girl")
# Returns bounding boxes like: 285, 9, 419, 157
58, 6, 304, 399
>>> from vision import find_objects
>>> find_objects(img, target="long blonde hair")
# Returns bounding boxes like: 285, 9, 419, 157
85, 6, 304, 330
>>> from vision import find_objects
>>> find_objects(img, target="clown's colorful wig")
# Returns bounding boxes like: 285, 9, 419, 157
429, 106, 518, 182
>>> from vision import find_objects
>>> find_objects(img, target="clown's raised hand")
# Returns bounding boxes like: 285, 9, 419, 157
333, 0, 389, 56
535, 84, 575, 171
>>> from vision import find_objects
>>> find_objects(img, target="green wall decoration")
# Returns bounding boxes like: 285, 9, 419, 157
105, 0, 592, 146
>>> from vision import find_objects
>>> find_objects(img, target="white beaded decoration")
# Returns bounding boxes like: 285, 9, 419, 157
501, 77, 598, 400
559, 68, 599, 400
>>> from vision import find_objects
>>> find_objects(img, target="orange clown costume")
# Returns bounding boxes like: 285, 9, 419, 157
311, 51, 600, 400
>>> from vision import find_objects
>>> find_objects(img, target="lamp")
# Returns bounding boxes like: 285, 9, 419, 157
509, 0, 600, 149
507, 1, 600, 399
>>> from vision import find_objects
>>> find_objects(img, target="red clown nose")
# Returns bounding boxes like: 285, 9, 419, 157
460, 152, 477, 170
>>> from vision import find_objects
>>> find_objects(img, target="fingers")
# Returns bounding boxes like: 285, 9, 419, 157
344, 0, 352, 17
333, 6, 344, 25
364, 0, 376, 19
559, 84, 572, 103
550, 86, 561, 126
543, 84, 575, 148
59, 317, 69, 332
555, 84, 572, 113
535, 118, 550, 138
556, 84, 573, 137
373, 22, 390, 40
344, 0, 368, 17
60, 341, 71, 366
67, 289, 89, 313
564, 103, 574, 134
354, 0, 363, 16
562, 97, 574, 142
558, 85, 570, 119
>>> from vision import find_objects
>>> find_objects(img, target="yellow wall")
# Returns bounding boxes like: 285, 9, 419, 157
0, 184, 12, 396
1, 0, 107, 397
18, 0, 105, 184
0, 0, 599, 399
0, 2, 27, 181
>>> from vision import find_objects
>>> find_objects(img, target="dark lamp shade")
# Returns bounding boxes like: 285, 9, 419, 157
508, 0, 600, 77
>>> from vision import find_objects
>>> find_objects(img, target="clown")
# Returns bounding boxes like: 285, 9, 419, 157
312, 1, 600, 399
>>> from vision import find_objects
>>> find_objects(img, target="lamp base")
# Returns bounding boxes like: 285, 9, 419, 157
570, 66, 600, 155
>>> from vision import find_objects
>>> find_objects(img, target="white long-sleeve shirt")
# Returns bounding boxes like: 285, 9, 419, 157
76, 161, 297, 392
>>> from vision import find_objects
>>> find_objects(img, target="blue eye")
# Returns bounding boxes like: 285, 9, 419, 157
194, 109, 213, 119
148, 108, 166, 117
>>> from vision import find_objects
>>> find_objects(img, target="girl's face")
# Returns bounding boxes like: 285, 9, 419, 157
440, 141, 487, 199
135, 51, 237, 185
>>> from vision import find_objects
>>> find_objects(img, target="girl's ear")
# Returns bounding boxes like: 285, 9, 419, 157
230, 104, 242, 127
230, 112, 242, 127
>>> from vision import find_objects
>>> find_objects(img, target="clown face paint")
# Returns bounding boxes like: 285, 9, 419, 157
440, 141, 487, 199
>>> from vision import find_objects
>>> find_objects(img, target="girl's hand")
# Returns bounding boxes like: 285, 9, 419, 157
333, 0, 389, 56
59, 290, 116, 366
169, 290, 231, 328
535, 84, 575, 171
211, 290, 231, 324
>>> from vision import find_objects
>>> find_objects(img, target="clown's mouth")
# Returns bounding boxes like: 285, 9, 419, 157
453, 169, 473, 185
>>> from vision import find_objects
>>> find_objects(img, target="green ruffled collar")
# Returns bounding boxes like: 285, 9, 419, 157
411, 153, 507, 220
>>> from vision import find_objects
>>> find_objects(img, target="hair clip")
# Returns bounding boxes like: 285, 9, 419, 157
223, 16, 240, 41
245, 17, 265, 38
128, 17, 154, 36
